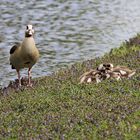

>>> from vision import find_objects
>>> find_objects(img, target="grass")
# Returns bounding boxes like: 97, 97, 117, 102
0, 35, 140, 139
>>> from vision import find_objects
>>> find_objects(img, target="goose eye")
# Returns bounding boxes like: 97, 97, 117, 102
26, 26, 28, 29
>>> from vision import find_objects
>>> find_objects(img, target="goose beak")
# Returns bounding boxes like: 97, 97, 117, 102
28, 29, 34, 35
25, 24, 34, 37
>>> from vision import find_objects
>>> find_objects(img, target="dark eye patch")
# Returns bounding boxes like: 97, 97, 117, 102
106, 64, 111, 67
26, 26, 28, 29
100, 70, 106, 73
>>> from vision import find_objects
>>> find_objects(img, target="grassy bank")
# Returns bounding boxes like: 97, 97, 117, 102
0, 35, 140, 139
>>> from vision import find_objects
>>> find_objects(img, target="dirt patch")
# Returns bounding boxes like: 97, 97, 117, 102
1, 77, 37, 96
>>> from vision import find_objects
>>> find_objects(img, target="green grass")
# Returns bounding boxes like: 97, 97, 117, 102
0, 35, 140, 139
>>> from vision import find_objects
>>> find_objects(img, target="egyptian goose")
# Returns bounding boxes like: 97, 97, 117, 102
97, 63, 136, 79
79, 69, 102, 84
112, 66, 136, 78
10, 25, 39, 86
97, 63, 114, 72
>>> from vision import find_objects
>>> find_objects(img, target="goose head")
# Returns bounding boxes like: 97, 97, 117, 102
25, 24, 34, 37
97, 64, 106, 71
103, 63, 114, 71
97, 63, 114, 72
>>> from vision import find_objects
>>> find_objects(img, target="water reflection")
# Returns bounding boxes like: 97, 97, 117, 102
0, 0, 140, 86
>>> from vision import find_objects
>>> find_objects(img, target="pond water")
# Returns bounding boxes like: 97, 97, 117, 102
0, 0, 140, 86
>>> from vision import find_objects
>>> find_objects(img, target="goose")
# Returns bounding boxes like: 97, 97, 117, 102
10, 25, 39, 87
97, 63, 114, 72
112, 66, 136, 78
79, 69, 102, 84
97, 64, 135, 79
79, 63, 136, 84
106, 71, 121, 80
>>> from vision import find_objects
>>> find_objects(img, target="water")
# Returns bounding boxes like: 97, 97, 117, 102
0, 0, 140, 87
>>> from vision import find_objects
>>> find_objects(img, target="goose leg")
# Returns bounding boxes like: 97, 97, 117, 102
16, 69, 21, 86
28, 68, 32, 86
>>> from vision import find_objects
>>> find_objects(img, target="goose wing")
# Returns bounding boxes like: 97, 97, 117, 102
10, 42, 21, 54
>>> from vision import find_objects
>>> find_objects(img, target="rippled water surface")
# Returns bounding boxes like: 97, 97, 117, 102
1, 0, 140, 86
